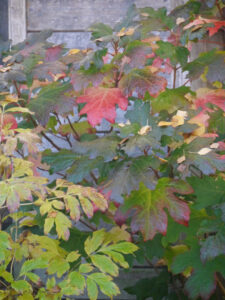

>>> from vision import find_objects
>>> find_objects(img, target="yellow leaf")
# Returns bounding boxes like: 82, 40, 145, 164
198, 148, 212, 155
177, 155, 186, 164
138, 125, 152, 135
68, 49, 80, 55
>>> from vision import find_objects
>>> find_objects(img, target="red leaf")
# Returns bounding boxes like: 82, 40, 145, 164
121, 179, 192, 240
76, 87, 128, 126
184, 16, 225, 37
119, 68, 167, 98
195, 89, 225, 112
45, 45, 63, 62
3, 114, 18, 130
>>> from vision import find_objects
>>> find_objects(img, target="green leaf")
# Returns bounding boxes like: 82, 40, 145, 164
48, 258, 70, 278
89, 273, 120, 297
69, 271, 86, 291
156, 41, 189, 67
85, 229, 105, 255
42, 149, 77, 173
140, 7, 175, 32
103, 156, 160, 203
67, 156, 104, 183
20, 258, 48, 275
187, 176, 225, 209
101, 242, 138, 254
11, 280, 32, 292
172, 242, 225, 299
89, 23, 113, 40
184, 50, 225, 83
125, 99, 150, 126
125, 269, 171, 300
66, 251, 81, 263
87, 278, 98, 300
44, 217, 55, 235
91, 254, 119, 276
200, 230, 225, 262
28, 82, 74, 125
121, 179, 192, 240
26, 272, 40, 284
59, 121, 95, 136
55, 212, 72, 240
79, 263, 94, 274
151, 87, 192, 114
72, 136, 120, 162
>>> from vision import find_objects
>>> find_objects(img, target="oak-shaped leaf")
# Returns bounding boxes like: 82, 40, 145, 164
121, 178, 192, 240
28, 82, 75, 125
76, 87, 128, 126
119, 68, 167, 97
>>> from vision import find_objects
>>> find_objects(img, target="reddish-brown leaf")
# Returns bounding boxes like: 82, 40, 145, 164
76, 87, 128, 126
45, 45, 63, 62
119, 68, 167, 97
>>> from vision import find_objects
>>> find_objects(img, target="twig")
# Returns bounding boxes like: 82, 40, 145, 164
216, 273, 225, 296
0, 202, 34, 210
66, 116, 80, 141
79, 218, 97, 231
173, 67, 177, 89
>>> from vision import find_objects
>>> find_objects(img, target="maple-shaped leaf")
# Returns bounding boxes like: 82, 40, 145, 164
103, 156, 160, 203
123, 40, 152, 69
184, 50, 225, 83
71, 71, 104, 91
119, 68, 167, 97
45, 45, 64, 62
151, 87, 192, 113
140, 7, 175, 33
28, 82, 75, 125
121, 178, 192, 240
194, 88, 225, 113
184, 16, 225, 37
72, 136, 120, 162
170, 137, 225, 177
172, 242, 225, 299
76, 87, 128, 127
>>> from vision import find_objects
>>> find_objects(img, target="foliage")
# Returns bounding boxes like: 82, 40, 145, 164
0, 0, 225, 299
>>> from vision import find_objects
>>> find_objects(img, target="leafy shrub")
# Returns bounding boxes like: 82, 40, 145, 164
0, 0, 225, 299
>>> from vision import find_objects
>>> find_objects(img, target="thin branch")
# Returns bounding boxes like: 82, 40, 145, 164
173, 67, 177, 89
216, 273, 225, 296
54, 113, 72, 147
182, 79, 191, 86
0, 202, 35, 211
79, 218, 97, 231
216, 0, 224, 19
66, 116, 80, 141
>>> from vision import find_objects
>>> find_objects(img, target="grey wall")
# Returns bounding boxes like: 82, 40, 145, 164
0, 0, 8, 40
26, 0, 170, 48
